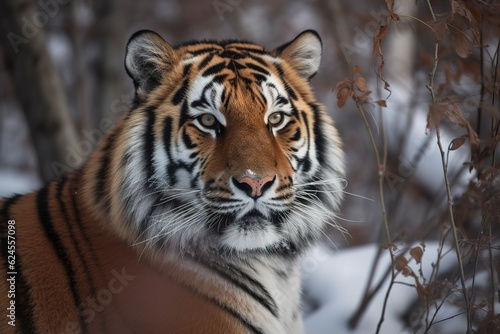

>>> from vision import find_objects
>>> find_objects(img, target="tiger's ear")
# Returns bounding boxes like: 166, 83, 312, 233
276, 30, 322, 79
125, 30, 176, 96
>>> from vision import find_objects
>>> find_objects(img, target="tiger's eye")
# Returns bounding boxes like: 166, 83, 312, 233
199, 114, 216, 128
268, 112, 284, 127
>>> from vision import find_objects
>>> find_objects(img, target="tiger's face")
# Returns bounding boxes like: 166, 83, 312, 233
111, 30, 345, 256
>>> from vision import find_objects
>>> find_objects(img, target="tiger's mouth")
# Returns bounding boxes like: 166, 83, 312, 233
215, 209, 285, 252
216, 210, 274, 233
237, 211, 269, 230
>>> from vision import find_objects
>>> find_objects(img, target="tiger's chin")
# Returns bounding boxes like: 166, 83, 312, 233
211, 211, 295, 254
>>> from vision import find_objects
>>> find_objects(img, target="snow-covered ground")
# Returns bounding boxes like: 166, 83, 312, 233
0, 169, 41, 198
302, 243, 464, 334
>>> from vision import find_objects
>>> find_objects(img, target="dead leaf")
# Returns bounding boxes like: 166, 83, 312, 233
410, 246, 424, 264
355, 75, 367, 92
375, 100, 387, 107
352, 65, 363, 74
335, 78, 354, 108
402, 267, 413, 277
427, 103, 447, 129
452, 0, 481, 41
337, 87, 352, 108
449, 135, 467, 151
466, 123, 480, 149
394, 255, 408, 272
453, 31, 470, 58
430, 18, 450, 41
372, 22, 391, 92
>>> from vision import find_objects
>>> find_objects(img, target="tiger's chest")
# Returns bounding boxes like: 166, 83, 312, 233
80, 240, 304, 334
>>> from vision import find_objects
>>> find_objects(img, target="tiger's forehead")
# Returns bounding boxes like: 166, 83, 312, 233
182, 51, 289, 119
175, 42, 289, 117
176, 40, 268, 55
177, 41, 281, 69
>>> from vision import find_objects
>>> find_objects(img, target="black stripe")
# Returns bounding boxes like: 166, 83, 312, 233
275, 64, 298, 101
197, 53, 215, 70
175, 279, 264, 334
69, 174, 110, 332
246, 54, 268, 66
220, 50, 244, 59
213, 73, 228, 84
37, 184, 84, 327
172, 78, 190, 105
311, 103, 326, 166
182, 63, 193, 77
191, 82, 214, 109
230, 60, 246, 71
290, 127, 301, 141
276, 96, 288, 106
163, 117, 177, 185
190, 47, 219, 56
202, 61, 226, 77
231, 46, 266, 54
144, 106, 157, 183
294, 111, 311, 173
252, 73, 267, 83
182, 128, 196, 149
179, 99, 190, 128
246, 62, 270, 76
1, 195, 38, 333
55, 178, 89, 332
223, 89, 232, 111
95, 132, 116, 208
221, 265, 278, 317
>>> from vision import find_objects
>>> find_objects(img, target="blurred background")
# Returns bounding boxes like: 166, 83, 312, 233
0, 0, 499, 332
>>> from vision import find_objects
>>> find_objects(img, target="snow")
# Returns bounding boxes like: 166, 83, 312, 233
0, 169, 41, 198
301, 243, 464, 334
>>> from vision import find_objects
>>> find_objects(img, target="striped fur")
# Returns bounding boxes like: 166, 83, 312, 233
0, 30, 345, 333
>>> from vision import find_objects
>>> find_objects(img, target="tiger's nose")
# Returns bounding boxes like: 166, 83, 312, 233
232, 175, 275, 199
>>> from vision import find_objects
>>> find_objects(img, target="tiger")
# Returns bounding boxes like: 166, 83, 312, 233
0, 29, 345, 333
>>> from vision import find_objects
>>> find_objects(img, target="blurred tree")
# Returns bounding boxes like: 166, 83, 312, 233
0, 0, 79, 182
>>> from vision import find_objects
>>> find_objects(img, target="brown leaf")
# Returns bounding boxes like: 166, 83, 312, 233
450, 135, 467, 151
402, 267, 413, 277
410, 246, 424, 264
337, 87, 352, 108
452, 0, 481, 41
466, 123, 480, 149
394, 255, 408, 272
335, 78, 353, 108
453, 32, 470, 58
430, 18, 450, 41
462, 1, 482, 26
352, 65, 363, 74
355, 76, 367, 92
373, 24, 390, 61
372, 22, 391, 92
427, 103, 447, 129
375, 100, 387, 107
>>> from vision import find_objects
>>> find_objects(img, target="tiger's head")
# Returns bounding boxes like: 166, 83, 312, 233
94, 30, 345, 257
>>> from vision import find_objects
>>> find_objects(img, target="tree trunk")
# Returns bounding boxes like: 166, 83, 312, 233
0, 0, 80, 182
94, 0, 130, 124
